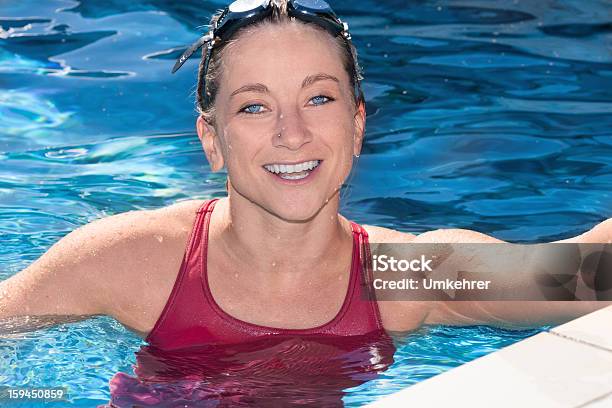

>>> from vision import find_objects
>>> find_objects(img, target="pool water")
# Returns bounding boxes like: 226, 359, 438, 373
1, 0, 610, 406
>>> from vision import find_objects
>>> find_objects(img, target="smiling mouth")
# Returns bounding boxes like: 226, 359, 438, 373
263, 160, 321, 180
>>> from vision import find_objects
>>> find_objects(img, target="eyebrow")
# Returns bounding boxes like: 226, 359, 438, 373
301, 73, 340, 89
229, 73, 340, 99
230, 83, 269, 98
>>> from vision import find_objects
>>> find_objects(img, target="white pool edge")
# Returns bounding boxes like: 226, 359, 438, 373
366, 305, 612, 408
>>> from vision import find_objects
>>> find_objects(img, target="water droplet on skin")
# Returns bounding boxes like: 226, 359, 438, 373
272, 262, 276, 267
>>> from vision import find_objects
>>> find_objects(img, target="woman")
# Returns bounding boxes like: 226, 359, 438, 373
1, 0, 611, 349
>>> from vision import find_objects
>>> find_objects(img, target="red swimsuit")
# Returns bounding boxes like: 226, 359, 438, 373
145, 198, 385, 349
105, 199, 393, 407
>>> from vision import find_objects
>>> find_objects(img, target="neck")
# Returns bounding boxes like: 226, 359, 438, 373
211, 192, 352, 276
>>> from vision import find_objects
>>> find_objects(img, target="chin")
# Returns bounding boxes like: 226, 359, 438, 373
262, 194, 330, 223
231, 175, 340, 222
270, 200, 321, 223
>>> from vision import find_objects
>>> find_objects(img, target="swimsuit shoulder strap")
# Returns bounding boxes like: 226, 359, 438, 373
145, 198, 219, 347
349, 220, 371, 280
347, 220, 384, 329
197, 197, 218, 214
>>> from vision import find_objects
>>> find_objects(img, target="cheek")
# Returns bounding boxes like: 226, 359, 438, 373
220, 123, 268, 172
318, 117, 355, 182
223, 136, 247, 167
216, 125, 245, 167
317, 112, 355, 153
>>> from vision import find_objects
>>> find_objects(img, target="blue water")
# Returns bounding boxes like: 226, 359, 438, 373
0, 0, 610, 406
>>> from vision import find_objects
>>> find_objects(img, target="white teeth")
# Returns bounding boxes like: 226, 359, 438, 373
280, 173, 309, 180
264, 160, 320, 174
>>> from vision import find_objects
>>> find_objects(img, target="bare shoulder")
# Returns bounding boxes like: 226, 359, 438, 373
411, 228, 507, 243
555, 218, 612, 243
66, 199, 205, 250
361, 224, 507, 244
66, 199, 206, 333
368, 226, 506, 332
97, 199, 207, 277
130, 198, 206, 228
146, 199, 207, 233
361, 224, 416, 244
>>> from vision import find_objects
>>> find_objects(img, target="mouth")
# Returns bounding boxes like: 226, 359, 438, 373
263, 160, 322, 182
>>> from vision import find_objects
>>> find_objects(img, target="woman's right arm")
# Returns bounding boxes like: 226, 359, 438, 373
0, 210, 150, 334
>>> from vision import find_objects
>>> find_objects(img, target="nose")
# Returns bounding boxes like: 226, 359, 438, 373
273, 108, 312, 150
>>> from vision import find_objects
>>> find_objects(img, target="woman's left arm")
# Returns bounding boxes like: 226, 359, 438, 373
421, 218, 612, 328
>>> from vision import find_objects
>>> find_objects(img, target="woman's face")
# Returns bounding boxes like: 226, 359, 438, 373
198, 21, 365, 222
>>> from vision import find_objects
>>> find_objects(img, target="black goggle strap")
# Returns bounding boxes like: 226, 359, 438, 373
171, 32, 213, 74
171, 2, 272, 75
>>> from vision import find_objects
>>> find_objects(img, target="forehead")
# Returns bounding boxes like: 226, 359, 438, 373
220, 21, 349, 90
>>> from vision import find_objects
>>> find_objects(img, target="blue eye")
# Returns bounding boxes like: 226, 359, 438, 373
240, 104, 265, 114
310, 95, 333, 105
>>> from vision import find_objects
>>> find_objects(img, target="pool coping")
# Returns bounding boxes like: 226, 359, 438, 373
366, 305, 612, 408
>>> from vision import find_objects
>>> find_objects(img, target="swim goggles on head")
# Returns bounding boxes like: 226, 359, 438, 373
171, 0, 358, 104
